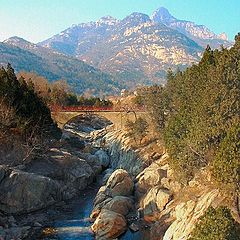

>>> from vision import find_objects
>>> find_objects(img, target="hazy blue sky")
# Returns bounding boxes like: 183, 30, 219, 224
0, 0, 239, 43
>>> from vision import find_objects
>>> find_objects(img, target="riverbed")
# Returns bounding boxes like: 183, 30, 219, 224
40, 114, 146, 240
41, 175, 143, 240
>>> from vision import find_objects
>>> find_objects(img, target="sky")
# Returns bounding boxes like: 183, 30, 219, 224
0, 0, 239, 43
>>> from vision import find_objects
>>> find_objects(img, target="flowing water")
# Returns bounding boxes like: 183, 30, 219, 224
41, 176, 143, 240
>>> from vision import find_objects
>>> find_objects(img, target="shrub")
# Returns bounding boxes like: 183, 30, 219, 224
190, 207, 240, 240
212, 121, 240, 191
125, 117, 148, 144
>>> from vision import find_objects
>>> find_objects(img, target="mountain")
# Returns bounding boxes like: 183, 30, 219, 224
151, 7, 231, 49
0, 37, 120, 95
39, 7, 231, 87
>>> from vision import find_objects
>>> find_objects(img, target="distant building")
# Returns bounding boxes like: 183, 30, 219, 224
121, 89, 129, 97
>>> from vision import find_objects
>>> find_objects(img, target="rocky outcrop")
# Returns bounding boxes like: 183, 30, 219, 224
136, 155, 168, 197
91, 169, 134, 239
142, 187, 172, 222
0, 144, 105, 214
136, 154, 181, 196
99, 130, 145, 176
162, 189, 220, 240
0, 167, 62, 214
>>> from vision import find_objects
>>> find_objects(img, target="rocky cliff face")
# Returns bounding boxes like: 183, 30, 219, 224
151, 7, 231, 49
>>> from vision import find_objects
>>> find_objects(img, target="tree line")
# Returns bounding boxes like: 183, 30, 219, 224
18, 71, 113, 108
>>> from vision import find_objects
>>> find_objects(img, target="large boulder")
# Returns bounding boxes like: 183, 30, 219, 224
76, 152, 102, 175
104, 196, 134, 216
60, 158, 95, 191
137, 163, 167, 188
106, 169, 134, 197
91, 209, 127, 240
94, 150, 110, 168
142, 187, 172, 222
92, 195, 133, 218
0, 169, 62, 214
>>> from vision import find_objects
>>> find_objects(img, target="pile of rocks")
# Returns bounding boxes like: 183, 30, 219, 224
90, 169, 135, 239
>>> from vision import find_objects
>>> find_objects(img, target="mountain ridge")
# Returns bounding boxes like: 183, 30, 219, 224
2, 7, 232, 93
1, 37, 121, 95
39, 7, 216, 87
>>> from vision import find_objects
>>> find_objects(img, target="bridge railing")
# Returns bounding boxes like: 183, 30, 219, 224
50, 105, 146, 112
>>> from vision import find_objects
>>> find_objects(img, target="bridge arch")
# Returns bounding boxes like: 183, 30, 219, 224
51, 111, 147, 130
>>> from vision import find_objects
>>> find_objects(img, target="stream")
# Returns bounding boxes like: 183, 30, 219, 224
41, 174, 142, 240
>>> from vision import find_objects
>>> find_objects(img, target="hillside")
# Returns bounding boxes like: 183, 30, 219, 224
0, 37, 120, 95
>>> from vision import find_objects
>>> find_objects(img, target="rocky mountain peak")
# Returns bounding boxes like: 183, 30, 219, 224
151, 7, 176, 23
97, 16, 118, 26
3, 36, 36, 49
218, 32, 228, 41
4, 36, 29, 44
123, 12, 151, 24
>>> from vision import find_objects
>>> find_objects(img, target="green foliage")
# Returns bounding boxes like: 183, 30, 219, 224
78, 96, 113, 107
125, 117, 148, 144
143, 84, 169, 131
0, 64, 61, 139
145, 34, 240, 185
190, 207, 240, 240
212, 121, 240, 190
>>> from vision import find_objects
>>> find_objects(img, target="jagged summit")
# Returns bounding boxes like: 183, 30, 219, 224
151, 7, 176, 23
121, 12, 151, 27
3, 36, 37, 50
96, 16, 119, 25
4, 36, 29, 44
121, 12, 151, 26
151, 7, 230, 44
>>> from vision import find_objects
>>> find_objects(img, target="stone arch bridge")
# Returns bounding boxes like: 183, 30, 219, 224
52, 110, 148, 129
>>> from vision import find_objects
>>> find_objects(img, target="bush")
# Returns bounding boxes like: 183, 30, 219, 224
0, 64, 61, 164
190, 207, 240, 240
212, 121, 240, 191
125, 117, 148, 144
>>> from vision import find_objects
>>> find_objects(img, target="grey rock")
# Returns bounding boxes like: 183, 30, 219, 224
0, 169, 62, 214
129, 223, 139, 232
104, 196, 134, 216
95, 150, 110, 168
106, 169, 134, 197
